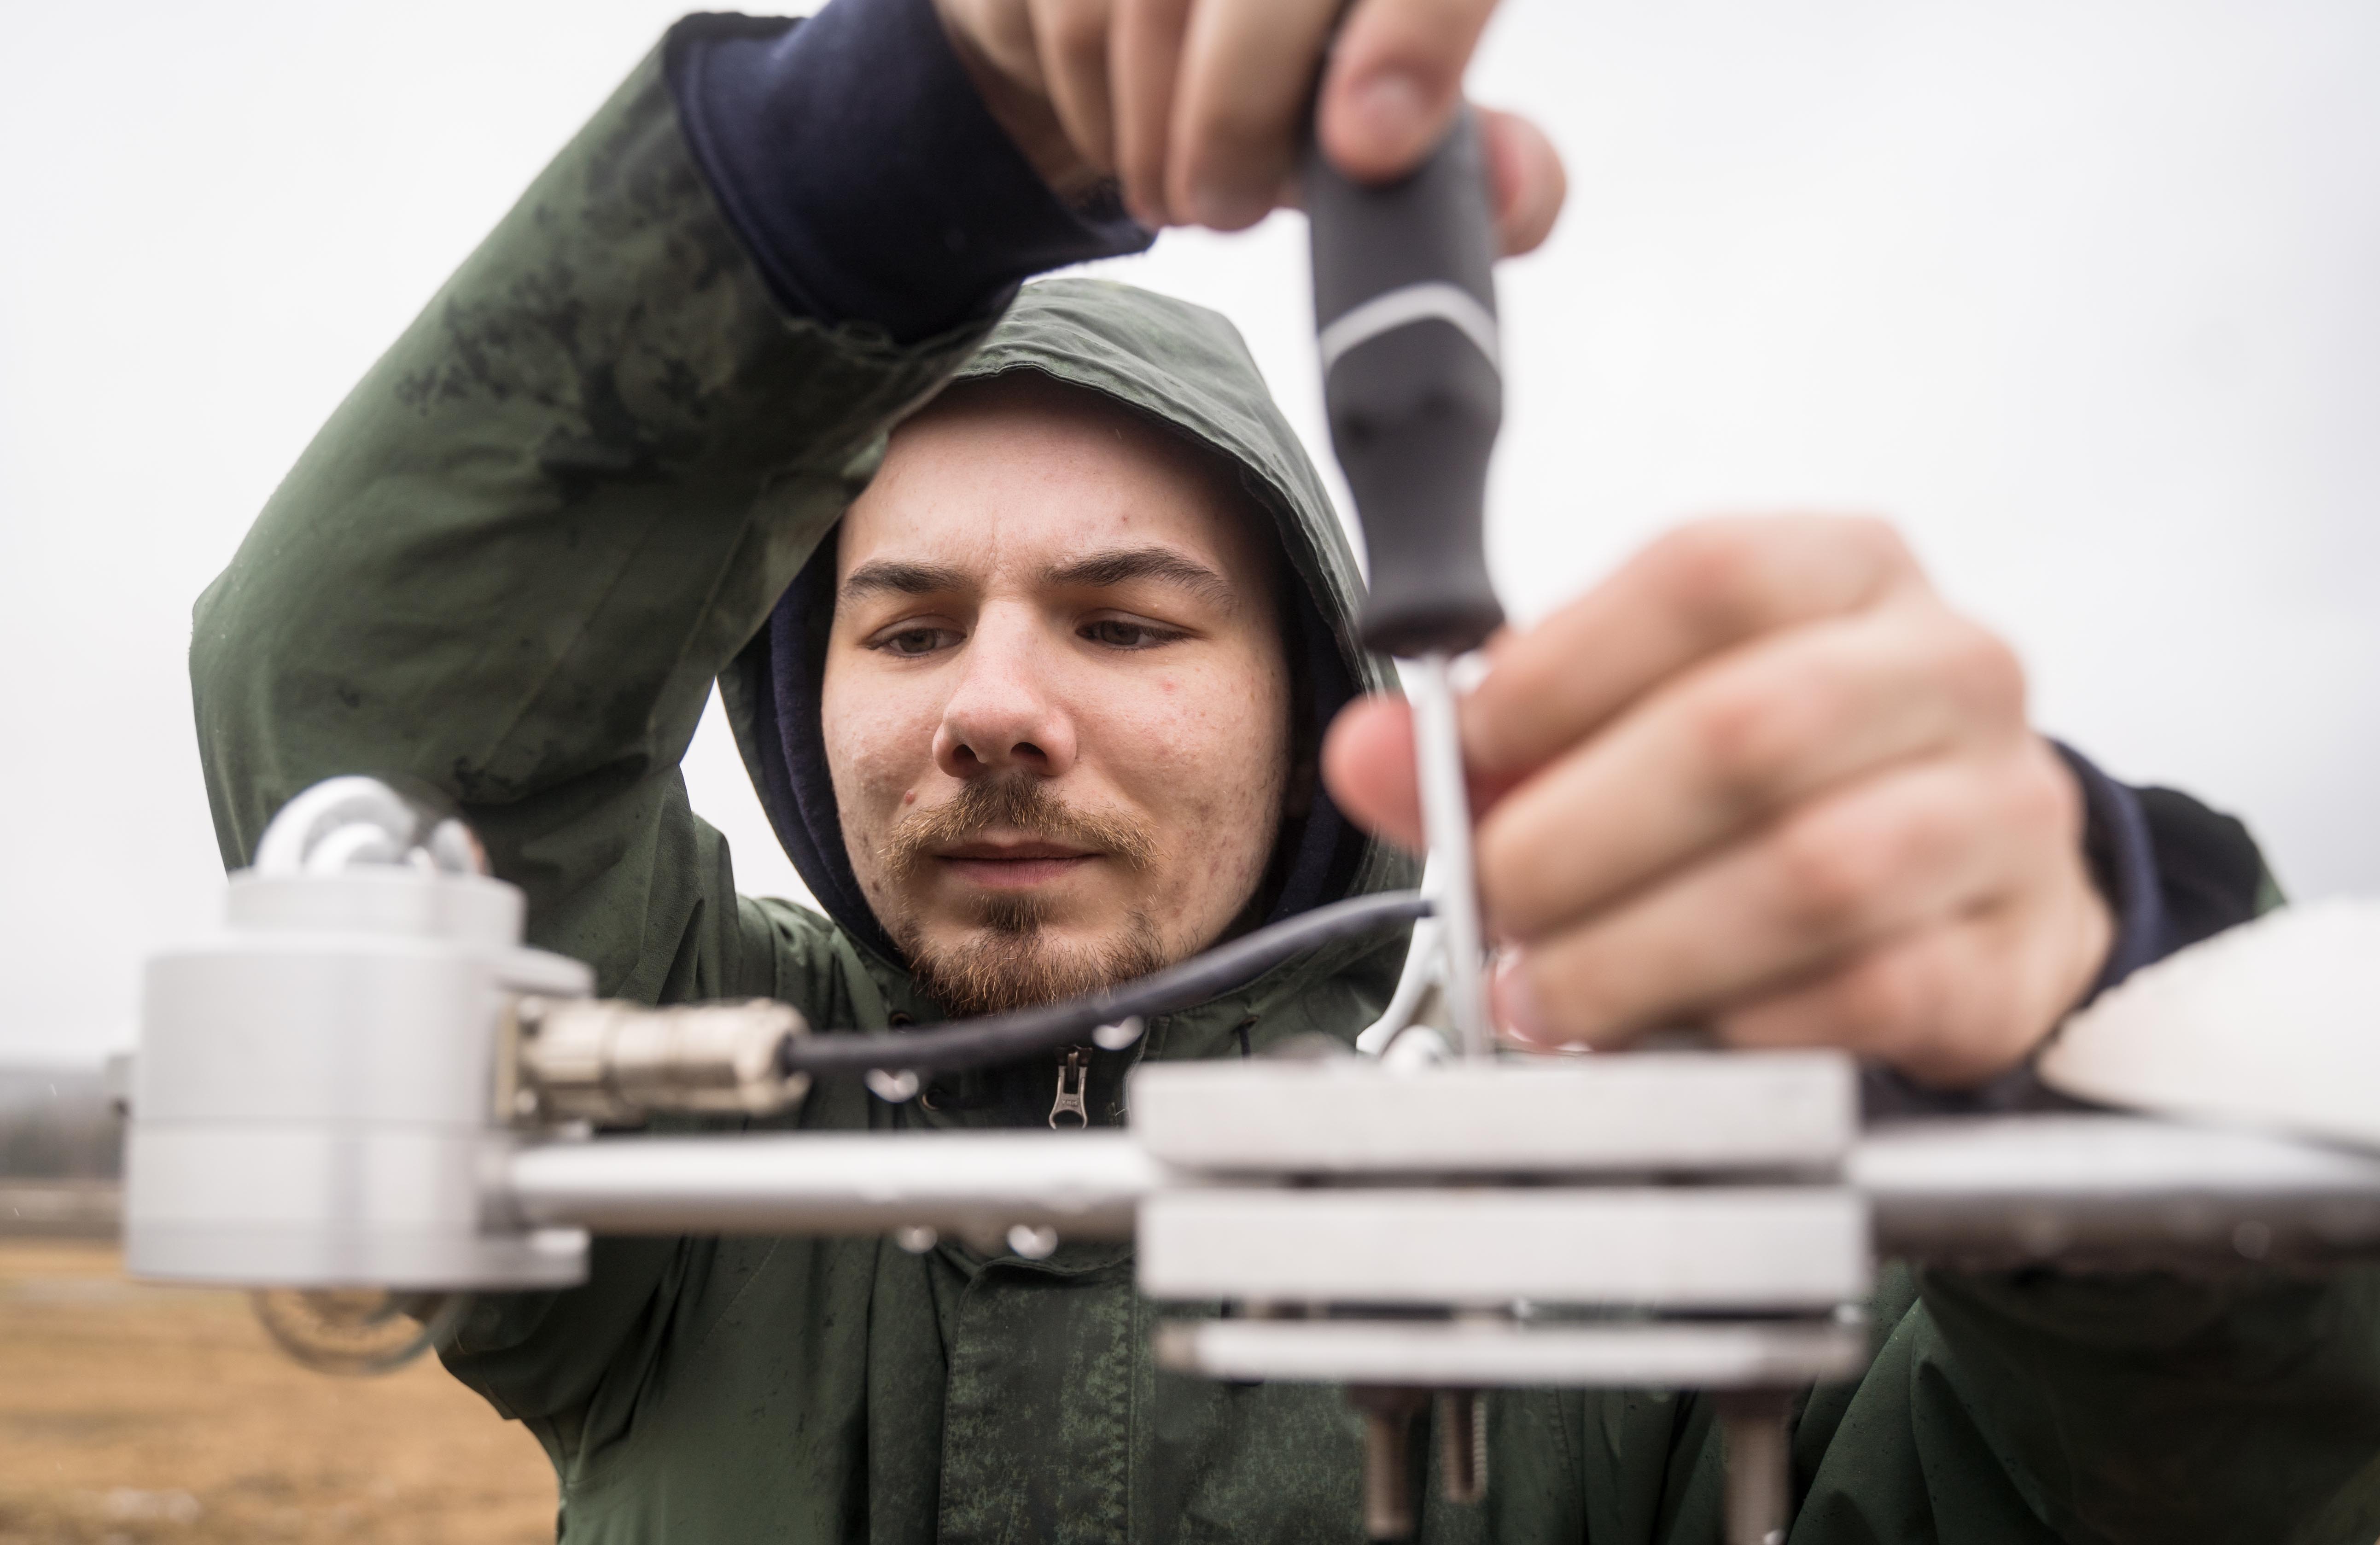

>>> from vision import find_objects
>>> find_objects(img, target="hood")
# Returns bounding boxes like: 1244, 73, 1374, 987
723, 276, 1416, 973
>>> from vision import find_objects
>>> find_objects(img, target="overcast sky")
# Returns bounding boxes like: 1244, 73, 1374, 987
3, 0, 2376, 1065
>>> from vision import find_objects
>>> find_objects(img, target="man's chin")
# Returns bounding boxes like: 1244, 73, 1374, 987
900, 909, 1167, 1019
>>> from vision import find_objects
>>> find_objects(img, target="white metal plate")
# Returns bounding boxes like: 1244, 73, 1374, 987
1128, 1053, 1855, 1175
1139, 1186, 1870, 1308
1154, 1316, 1870, 1388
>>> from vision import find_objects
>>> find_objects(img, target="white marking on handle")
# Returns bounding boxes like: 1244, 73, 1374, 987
1317, 281, 1500, 377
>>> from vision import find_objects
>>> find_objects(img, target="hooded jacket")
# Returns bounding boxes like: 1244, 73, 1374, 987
191, 38, 2380, 1545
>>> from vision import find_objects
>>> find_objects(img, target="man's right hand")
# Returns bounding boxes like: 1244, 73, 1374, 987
932, 0, 1566, 254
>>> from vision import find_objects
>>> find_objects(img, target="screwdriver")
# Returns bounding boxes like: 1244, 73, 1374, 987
1306, 111, 1505, 1061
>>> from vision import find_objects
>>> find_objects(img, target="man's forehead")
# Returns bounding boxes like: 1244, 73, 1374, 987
836, 376, 1281, 593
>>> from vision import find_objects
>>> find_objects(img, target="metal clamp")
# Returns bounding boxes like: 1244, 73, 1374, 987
515, 997, 811, 1124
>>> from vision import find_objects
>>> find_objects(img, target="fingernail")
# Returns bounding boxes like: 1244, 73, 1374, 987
1187, 184, 1260, 231
1492, 952, 1548, 1046
1346, 70, 1429, 161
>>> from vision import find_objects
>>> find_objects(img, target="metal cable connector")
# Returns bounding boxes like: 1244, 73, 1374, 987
516, 997, 811, 1124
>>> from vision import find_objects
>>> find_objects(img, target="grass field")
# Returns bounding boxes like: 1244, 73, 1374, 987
0, 1239, 556, 1544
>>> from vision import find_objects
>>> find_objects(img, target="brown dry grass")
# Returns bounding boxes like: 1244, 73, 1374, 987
0, 1240, 555, 1545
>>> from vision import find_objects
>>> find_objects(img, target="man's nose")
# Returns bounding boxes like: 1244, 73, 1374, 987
932, 617, 1078, 780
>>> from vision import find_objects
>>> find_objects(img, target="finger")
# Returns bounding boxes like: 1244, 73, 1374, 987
937, 0, 1045, 88
1711, 899, 2088, 1088
1463, 516, 1924, 784
1168, 0, 1342, 229
1476, 106, 1565, 256
1316, 0, 1500, 182
1323, 688, 1528, 853
1112, 0, 1195, 225
1324, 694, 1425, 851
1476, 598, 2027, 938
1494, 752, 2057, 1048
1032, 0, 1120, 173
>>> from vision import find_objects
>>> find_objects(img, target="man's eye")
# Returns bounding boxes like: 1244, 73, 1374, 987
1082, 619, 1178, 650
875, 626, 957, 657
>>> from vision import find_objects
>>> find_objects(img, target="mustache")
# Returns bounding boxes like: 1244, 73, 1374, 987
877, 776, 1157, 880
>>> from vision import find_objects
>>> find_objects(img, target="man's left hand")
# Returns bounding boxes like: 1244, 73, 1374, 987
1324, 515, 2115, 1088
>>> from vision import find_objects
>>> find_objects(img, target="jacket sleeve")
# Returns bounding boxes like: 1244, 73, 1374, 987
2066, 750, 2281, 997
190, 41, 984, 996
1785, 1262, 2380, 1543
189, 41, 986, 1437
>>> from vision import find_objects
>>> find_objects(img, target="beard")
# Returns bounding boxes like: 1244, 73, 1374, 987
876, 775, 1170, 1017
904, 892, 1169, 1017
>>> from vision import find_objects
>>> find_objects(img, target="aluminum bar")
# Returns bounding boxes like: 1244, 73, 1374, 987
1857, 1114, 2380, 1263
507, 1131, 1160, 1240
496, 1115, 2380, 1268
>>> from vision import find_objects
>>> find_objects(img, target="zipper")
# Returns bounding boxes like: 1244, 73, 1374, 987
1048, 1047, 1091, 1129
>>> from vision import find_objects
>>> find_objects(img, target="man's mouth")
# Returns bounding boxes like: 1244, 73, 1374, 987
934, 838, 1102, 890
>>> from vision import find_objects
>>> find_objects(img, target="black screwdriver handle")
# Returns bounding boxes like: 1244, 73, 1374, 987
1307, 108, 1505, 659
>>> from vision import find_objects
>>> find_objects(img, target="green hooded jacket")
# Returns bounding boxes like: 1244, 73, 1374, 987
192, 40, 2380, 1545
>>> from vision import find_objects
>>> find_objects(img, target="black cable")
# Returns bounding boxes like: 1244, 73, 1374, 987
779, 890, 1432, 1076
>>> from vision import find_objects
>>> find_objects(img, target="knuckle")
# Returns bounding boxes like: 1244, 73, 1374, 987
2002, 744, 2082, 846
1827, 513, 1912, 571
1647, 521, 1771, 638
1772, 818, 1890, 936
1687, 683, 1808, 811
1044, 4, 1109, 74
1796, 512, 1920, 606
1831, 947, 1933, 1049
1932, 615, 2027, 723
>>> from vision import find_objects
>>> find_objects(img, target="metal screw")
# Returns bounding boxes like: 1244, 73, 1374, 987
1437, 1390, 1487, 1505
865, 1068, 920, 1103
1093, 1016, 1145, 1050
1005, 1224, 1058, 1259
1715, 1391, 1791, 1545
1348, 1387, 1429, 1540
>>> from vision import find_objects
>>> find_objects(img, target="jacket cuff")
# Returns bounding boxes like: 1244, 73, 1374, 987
665, 0, 1153, 344
2055, 740, 2170, 1004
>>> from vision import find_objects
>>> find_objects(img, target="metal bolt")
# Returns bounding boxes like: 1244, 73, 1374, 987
1093, 1016, 1145, 1050
865, 1068, 921, 1103
1348, 1387, 1429, 1540
1437, 1390, 1487, 1505
1715, 1391, 1791, 1545
1005, 1224, 1058, 1259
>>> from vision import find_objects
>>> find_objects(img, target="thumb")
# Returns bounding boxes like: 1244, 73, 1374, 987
1323, 695, 1426, 852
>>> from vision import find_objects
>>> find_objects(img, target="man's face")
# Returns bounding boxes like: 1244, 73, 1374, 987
821, 376, 1294, 1016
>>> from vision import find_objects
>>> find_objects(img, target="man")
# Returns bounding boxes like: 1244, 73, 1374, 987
192, 0, 2380, 1538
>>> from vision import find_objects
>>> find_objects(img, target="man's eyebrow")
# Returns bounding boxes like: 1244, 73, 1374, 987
1043, 546, 1235, 607
838, 560, 969, 603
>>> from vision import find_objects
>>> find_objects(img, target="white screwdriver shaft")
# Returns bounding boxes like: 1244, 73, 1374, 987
1408, 653, 1492, 1058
